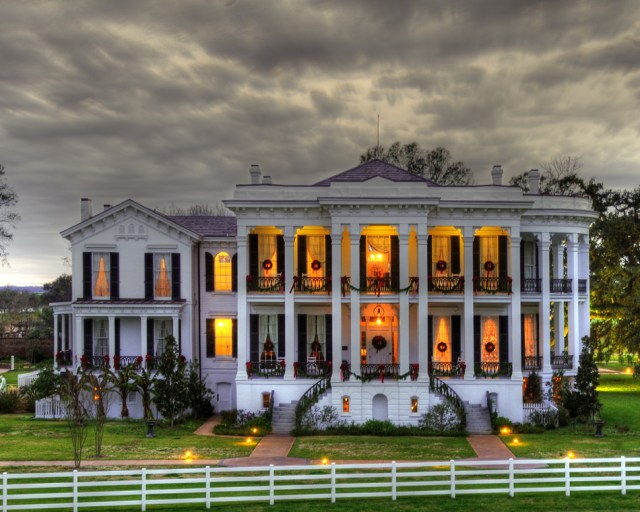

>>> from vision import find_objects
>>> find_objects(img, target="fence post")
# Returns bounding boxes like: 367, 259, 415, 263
621, 456, 626, 496
73, 470, 78, 512
269, 464, 275, 505
10, 356, 14, 371
391, 461, 397, 501
564, 458, 571, 497
2, 472, 7, 512
141, 468, 147, 512
508, 458, 514, 497
450, 460, 456, 498
205, 466, 211, 509
331, 463, 336, 503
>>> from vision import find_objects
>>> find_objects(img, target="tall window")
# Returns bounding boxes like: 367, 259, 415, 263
93, 253, 110, 298
433, 316, 451, 363
307, 315, 326, 361
155, 319, 172, 355
94, 319, 108, 357
259, 236, 278, 277
259, 315, 279, 361
431, 237, 451, 276
366, 236, 390, 277
523, 241, 537, 279
480, 237, 499, 277
154, 254, 172, 298
306, 236, 326, 277
215, 252, 232, 291
481, 316, 499, 363
215, 318, 233, 357
523, 314, 538, 357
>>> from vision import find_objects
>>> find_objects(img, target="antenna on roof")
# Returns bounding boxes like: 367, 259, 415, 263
377, 114, 380, 149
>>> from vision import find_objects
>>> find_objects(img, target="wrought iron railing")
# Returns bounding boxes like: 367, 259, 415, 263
247, 275, 284, 293
246, 360, 286, 378
428, 276, 464, 293
55, 349, 73, 367
578, 279, 587, 293
295, 276, 330, 293
294, 374, 332, 430
360, 363, 399, 379
474, 361, 513, 377
429, 376, 467, 429
551, 279, 572, 293
113, 355, 143, 370
363, 276, 400, 294
521, 278, 541, 293
428, 361, 466, 378
473, 276, 512, 294
551, 354, 573, 370
80, 355, 110, 369
523, 356, 542, 371
294, 361, 332, 379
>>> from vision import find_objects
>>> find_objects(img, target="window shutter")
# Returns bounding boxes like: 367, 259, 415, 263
474, 315, 481, 364
250, 315, 259, 362
450, 236, 461, 275
276, 235, 285, 275
520, 241, 525, 281
297, 235, 307, 278
83, 252, 91, 299
325, 315, 333, 362
473, 237, 480, 277
277, 314, 285, 359
428, 315, 433, 363
499, 315, 509, 364
535, 241, 540, 279
110, 253, 119, 300
84, 318, 93, 358
115, 319, 121, 358
171, 253, 181, 300
248, 234, 258, 279
498, 236, 508, 280
178, 319, 182, 354
206, 319, 215, 358
232, 319, 238, 358
231, 253, 238, 292
205, 252, 214, 292
427, 235, 433, 274
359, 235, 366, 287
144, 253, 153, 300
391, 235, 399, 286
297, 315, 307, 363
146, 318, 154, 356
452, 315, 461, 363
325, 235, 332, 279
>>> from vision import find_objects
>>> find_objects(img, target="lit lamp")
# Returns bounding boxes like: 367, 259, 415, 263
373, 305, 385, 326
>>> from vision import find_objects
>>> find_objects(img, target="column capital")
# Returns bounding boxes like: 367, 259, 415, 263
398, 233, 410, 245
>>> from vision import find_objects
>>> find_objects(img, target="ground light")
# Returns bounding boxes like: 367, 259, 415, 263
500, 426, 511, 435
321, 458, 329, 465
251, 427, 258, 434
567, 451, 576, 459
511, 438, 519, 445
182, 450, 194, 463
246, 437, 253, 445
626, 368, 632, 375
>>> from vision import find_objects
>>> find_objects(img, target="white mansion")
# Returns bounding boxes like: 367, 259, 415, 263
51, 160, 595, 423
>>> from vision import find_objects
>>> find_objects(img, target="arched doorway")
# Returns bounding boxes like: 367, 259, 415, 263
372, 394, 388, 421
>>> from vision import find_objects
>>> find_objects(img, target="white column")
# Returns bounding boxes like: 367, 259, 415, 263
417, 225, 429, 382
398, 225, 410, 374
235, 226, 249, 381
510, 231, 522, 380
349, 225, 361, 374
579, 236, 591, 339
108, 315, 116, 369
62, 314, 68, 352
463, 226, 475, 380
539, 233, 552, 373
172, 315, 180, 352
331, 224, 343, 384
554, 240, 565, 356
283, 227, 295, 379
140, 315, 148, 357
75, 315, 83, 366
53, 313, 60, 370
567, 234, 580, 367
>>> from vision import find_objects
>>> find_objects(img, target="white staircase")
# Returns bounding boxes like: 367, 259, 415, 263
271, 401, 298, 434
464, 402, 493, 434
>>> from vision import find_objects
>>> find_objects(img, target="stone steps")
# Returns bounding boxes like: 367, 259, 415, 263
463, 402, 493, 435
271, 401, 297, 434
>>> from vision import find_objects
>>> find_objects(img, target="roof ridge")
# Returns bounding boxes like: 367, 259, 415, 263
314, 159, 434, 186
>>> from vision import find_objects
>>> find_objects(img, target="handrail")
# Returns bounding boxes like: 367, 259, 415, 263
294, 374, 332, 430
429, 376, 467, 429
265, 390, 275, 422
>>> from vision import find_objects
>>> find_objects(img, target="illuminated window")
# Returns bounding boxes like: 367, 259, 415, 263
411, 397, 418, 413
342, 396, 350, 413
215, 252, 232, 291
431, 236, 451, 275
262, 392, 271, 409
523, 314, 538, 357
479, 236, 499, 277
433, 316, 451, 363
215, 318, 233, 357
307, 315, 325, 361
366, 236, 390, 278
306, 235, 326, 276
92, 253, 110, 298
259, 235, 278, 277
93, 319, 108, 357
155, 319, 172, 356
481, 316, 499, 363
154, 254, 172, 298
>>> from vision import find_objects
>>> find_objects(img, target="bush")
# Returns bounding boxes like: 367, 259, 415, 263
557, 405, 570, 427
514, 423, 545, 434
297, 405, 346, 433
419, 402, 465, 434
186, 362, 215, 419
214, 408, 271, 435
0, 387, 23, 413
491, 415, 513, 432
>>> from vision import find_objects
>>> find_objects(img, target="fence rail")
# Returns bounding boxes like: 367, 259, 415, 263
17, 370, 40, 388
35, 395, 68, 419
3, 457, 640, 510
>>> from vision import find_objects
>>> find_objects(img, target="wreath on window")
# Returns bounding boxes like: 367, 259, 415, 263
437, 342, 448, 352
436, 260, 447, 272
484, 341, 496, 353
371, 335, 387, 353
311, 259, 322, 271
484, 260, 495, 272
262, 259, 273, 271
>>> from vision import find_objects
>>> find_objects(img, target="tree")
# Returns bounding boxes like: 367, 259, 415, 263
133, 365, 156, 421
59, 370, 90, 468
153, 335, 189, 427
186, 361, 215, 419
42, 274, 72, 303
109, 361, 139, 418
0, 163, 19, 262
360, 142, 472, 185
562, 335, 601, 421
86, 368, 112, 458
509, 156, 584, 195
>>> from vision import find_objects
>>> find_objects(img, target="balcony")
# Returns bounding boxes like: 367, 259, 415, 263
473, 276, 512, 294
523, 356, 542, 371
294, 360, 332, 378
578, 279, 587, 293
362, 276, 399, 294
246, 275, 284, 293
293, 275, 331, 293
521, 278, 541, 293
428, 361, 466, 378
474, 361, 513, 378
339, 361, 419, 382
550, 279, 572, 293
246, 360, 285, 378
551, 354, 574, 370
428, 276, 464, 293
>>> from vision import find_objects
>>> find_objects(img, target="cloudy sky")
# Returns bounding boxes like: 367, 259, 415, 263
1, 0, 639, 286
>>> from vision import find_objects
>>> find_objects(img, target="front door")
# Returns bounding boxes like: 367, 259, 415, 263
216, 382, 232, 412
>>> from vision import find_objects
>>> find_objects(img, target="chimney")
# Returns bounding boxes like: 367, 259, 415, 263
103, 204, 111, 211
491, 165, 503, 185
528, 169, 540, 194
249, 164, 262, 184
262, 175, 272, 185
81, 198, 92, 221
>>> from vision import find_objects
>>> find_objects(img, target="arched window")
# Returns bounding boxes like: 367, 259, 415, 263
215, 252, 232, 291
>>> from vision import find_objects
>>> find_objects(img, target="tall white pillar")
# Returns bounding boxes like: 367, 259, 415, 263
553, 240, 565, 356
331, 224, 343, 384
75, 315, 83, 366
349, 225, 361, 374
579, 236, 591, 339
398, 225, 410, 374
539, 233, 552, 373
283, 227, 295, 379
235, 226, 249, 381
172, 315, 180, 352
463, 226, 475, 380
567, 234, 580, 367
61, 314, 68, 352
108, 315, 116, 369
140, 315, 148, 357
53, 313, 60, 369
417, 225, 429, 382
510, 230, 522, 380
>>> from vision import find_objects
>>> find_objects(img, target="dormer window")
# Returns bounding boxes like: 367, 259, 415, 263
154, 254, 172, 298
93, 253, 110, 297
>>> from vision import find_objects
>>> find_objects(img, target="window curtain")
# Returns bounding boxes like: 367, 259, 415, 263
93, 253, 110, 297
523, 314, 537, 357
307, 236, 325, 276
154, 254, 172, 297
307, 315, 326, 360
480, 237, 498, 277
155, 319, 172, 355
259, 315, 279, 358
94, 319, 108, 357
481, 316, 499, 363
367, 236, 390, 277
433, 316, 451, 363
432, 237, 450, 275
523, 241, 536, 279
259, 236, 277, 277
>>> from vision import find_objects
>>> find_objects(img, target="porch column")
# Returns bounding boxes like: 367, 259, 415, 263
235, 225, 249, 381
283, 226, 295, 379
140, 315, 148, 357
417, 225, 429, 382
331, 224, 343, 384
510, 229, 522, 380
553, 239, 565, 356
567, 233, 580, 366
539, 232, 552, 373
463, 225, 475, 381
75, 315, 83, 366
579, 236, 591, 339
53, 313, 60, 369
398, 225, 410, 374
106, 315, 115, 369
349, 224, 361, 375
172, 315, 180, 352
62, 314, 68, 352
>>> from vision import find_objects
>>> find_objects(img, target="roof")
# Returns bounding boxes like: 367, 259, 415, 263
165, 215, 237, 237
314, 159, 434, 186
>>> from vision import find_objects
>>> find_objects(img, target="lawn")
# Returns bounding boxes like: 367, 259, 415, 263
0, 414, 254, 461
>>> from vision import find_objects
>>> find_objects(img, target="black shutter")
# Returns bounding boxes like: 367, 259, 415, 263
178, 319, 182, 354
325, 235, 332, 279
115, 319, 121, 358
297, 235, 307, 278
473, 237, 480, 276
276, 235, 285, 275
83, 252, 92, 299
277, 314, 285, 359
297, 315, 307, 363
451, 236, 461, 275
474, 315, 481, 364
248, 234, 259, 279
205, 252, 214, 292
171, 253, 181, 300
452, 315, 461, 363
231, 253, 238, 292
232, 319, 238, 358
521, 313, 525, 366
147, 318, 154, 356
390, 235, 399, 286
206, 319, 215, 358
110, 253, 119, 300
427, 235, 433, 274
250, 315, 259, 362
359, 235, 366, 287
325, 315, 333, 363
428, 315, 433, 363
499, 315, 509, 364
144, 253, 153, 300
520, 241, 525, 281
83, 318, 93, 358
535, 241, 540, 280
498, 236, 508, 280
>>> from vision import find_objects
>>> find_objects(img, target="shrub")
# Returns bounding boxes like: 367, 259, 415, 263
514, 423, 545, 434
297, 405, 346, 433
419, 402, 464, 434
186, 362, 215, 419
214, 408, 271, 435
523, 371, 543, 403
491, 415, 513, 432
557, 405, 570, 427
0, 387, 23, 413
220, 409, 238, 425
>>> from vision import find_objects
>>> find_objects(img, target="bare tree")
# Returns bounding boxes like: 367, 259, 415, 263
0, 163, 19, 263
86, 368, 112, 458
510, 156, 585, 195
59, 371, 90, 468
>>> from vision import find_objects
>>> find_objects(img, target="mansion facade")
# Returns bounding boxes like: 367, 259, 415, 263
51, 160, 595, 423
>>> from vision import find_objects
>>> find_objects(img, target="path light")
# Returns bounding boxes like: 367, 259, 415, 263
246, 437, 252, 445
500, 426, 511, 435
321, 458, 329, 465
512, 438, 519, 445
183, 450, 193, 463
626, 368, 632, 375
567, 451, 575, 459
252, 427, 258, 434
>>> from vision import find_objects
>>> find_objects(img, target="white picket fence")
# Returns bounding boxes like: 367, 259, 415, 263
17, 370, 40, 388
34, 395, 68, 419
2, 456, 640, 511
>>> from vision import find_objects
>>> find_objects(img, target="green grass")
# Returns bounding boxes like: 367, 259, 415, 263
0, 414, 254, 461
1, 368, 34, 386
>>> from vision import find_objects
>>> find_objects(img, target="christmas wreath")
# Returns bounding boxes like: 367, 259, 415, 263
262, 259, 273, 271
436, 260, 447, 272
371, 335, 387, 353
484, 341, 496, 353
437, 342, 448, 352
484, 260, 495, 272
311, 259, 322, 271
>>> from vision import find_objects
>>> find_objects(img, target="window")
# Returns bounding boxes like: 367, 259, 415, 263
523, 241, 537, 279
479, 237, 499, 277
94, 319, 108, 357
342, 396, 350, 413
481, 316, 499, 363
259, 235, 278, 277
306, 236, 326, 277
155, 319, 172, 356
523, 314, 538, 357
433, 316, 451, 363
307, 315, 325, 361
215, 318, 233, 357
411, 397, 419, 413
215, 252, 232, 291
366, 236, 390, 278
431, 236, 450, 275
93, 253, 110, 298
259, 315, 279, 362
154, 254, 172, 298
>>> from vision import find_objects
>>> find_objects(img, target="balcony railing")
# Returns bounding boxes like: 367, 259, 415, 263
550, 279, 572, 293
55, 349, 73, 367
79, 355, 110, 369
294, 276, 331, 293
294, 361, 331, 378
578, 279, 587, 293
473, 276, 512, 294
521, 278, 541, 293
428, 276, 464, 293
246, 360, 285, 378
551, 354, 574, 370
363, 276, 400, 294
428, 361, 466, 378
523, 356, 542, 371
246, 275, 284, 293
339, 361, 418, 382
474, 361, 513, 377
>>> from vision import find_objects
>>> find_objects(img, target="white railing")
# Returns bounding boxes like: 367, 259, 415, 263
35, 396, 68, 419
1, 456, 640, 510
17, 370, 40, 388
